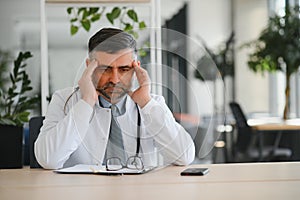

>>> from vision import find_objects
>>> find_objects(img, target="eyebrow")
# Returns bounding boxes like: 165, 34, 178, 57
119, 65, 133, 69
98, 65, 133, 69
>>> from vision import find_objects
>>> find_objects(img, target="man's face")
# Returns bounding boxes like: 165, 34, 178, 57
90, 49, 136, 104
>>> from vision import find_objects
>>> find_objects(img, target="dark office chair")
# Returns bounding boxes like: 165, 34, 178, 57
229, 102, 292, 162
29, 116, 45, 168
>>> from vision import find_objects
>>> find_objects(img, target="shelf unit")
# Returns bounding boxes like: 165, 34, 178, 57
40, 0, 162, 114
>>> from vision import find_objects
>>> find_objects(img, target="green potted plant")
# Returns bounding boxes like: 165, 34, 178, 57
0, 51, 39, 169
243, 5, 300, 120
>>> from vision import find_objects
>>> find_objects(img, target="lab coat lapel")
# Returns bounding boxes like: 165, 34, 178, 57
117, 98, 139, 156
86, 107, 111, 163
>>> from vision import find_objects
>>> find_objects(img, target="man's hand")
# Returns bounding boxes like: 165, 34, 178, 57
128, 61, 151, 108
78, 59, 98, 107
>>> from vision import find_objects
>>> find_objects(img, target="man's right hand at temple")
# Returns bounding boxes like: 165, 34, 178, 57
78, 59, 99, 107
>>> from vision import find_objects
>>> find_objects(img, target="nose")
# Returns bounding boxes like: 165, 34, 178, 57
109, 68, 120, 84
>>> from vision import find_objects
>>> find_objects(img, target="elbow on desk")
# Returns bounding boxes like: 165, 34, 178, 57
36, 156, 63, 170
34, 142, 64, 170
175, 144, 196, 166
34, 153, 64, 170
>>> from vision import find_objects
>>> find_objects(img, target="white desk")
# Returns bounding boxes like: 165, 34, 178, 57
1, 162, 300, 200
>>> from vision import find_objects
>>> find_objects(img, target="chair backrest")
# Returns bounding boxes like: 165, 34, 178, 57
29, 116, 45, 168
229, 102, 249, 128
229, 102, 253, 153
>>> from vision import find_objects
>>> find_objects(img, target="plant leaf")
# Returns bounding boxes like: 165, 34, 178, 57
127, 9, 138, 22
124, 23, 133, 31
91, 13, 101, 22
82, 9, 89, 19
139, 21, 146, 29
13, 61, 19, 78
111, 7, 121, 19
81, 19, 91, 31
0, 118, 16, 126
77, 7, 86, 15
71, 25, 79, 35
18, 97, 27, 102
89, 7, 99, 14
17, 112, 30, 123
106, 13, 114, 24
23, 52, 32, 59
70, 18, 78, 23
67, 7, 73, 15
106, 7, 121, 24
10, 73, 15, 84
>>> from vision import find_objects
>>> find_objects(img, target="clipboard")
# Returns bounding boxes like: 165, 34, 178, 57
54, 164, 156, 175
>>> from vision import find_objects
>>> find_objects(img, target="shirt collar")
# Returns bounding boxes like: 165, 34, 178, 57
98, 95, 127, 115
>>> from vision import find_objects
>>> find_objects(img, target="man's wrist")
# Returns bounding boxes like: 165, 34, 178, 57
82, 96, 96, 107
136, 95, 151, 108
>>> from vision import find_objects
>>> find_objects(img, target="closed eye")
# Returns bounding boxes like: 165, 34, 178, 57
119, 66, 133, 72
97, 65, 109, 70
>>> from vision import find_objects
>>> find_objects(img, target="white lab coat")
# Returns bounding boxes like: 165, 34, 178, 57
35, 87, 195, 169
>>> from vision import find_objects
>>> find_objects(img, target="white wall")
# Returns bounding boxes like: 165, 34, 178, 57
186, 0, 269, 117
233, 0, 269, 113
187, 0, 232, 116
0, 0, 39, 48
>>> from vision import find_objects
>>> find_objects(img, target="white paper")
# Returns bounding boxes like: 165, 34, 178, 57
54, 164, 155, 175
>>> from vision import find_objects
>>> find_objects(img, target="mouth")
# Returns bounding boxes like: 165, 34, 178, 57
96, 86, 128, 100
104, 87, 128, 94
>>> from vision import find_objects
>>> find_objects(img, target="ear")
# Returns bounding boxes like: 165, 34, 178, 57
85, 58, 90, 68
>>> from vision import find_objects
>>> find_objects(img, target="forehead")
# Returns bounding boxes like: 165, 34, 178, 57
92, 49, 134, 65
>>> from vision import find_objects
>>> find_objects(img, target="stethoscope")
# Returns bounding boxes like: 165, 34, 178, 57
63, 86, 141, 156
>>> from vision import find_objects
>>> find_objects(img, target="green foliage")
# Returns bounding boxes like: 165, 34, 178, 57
67, 6, 146, 40
106, 7, 121, 24
243, 6, 300, 119
0, 51, 40, 127
244, 6, 300, 76
0, 50, 11, 90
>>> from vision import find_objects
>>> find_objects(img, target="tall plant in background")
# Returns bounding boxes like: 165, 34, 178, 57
243, 6, 300, 120
0, 52, 39, 126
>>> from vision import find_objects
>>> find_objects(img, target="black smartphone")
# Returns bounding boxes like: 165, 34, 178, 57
180, 168, 209, 176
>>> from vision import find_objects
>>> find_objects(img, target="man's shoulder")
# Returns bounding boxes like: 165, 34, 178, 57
54, 87, 77, 95
52, 87, 80, 100
150, 93, 165, 101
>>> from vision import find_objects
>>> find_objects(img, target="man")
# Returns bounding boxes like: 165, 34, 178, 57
35, 28, 195, 169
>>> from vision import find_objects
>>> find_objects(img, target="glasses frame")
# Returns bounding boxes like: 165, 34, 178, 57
105, 156, 144, 171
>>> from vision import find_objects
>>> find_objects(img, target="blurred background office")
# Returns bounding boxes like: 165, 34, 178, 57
0, 0, 299, 164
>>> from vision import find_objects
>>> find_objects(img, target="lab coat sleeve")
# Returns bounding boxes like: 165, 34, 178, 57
34, 90, 93, 169
140, 95, 195, 165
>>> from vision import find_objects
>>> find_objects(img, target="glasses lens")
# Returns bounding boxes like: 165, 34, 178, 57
106, 157, 123, 171
127, 156, 144, 170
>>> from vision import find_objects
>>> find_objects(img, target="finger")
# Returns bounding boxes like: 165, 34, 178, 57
132, 60, 139, 68
85, 59, 98, 76
133, 63, 149, 85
